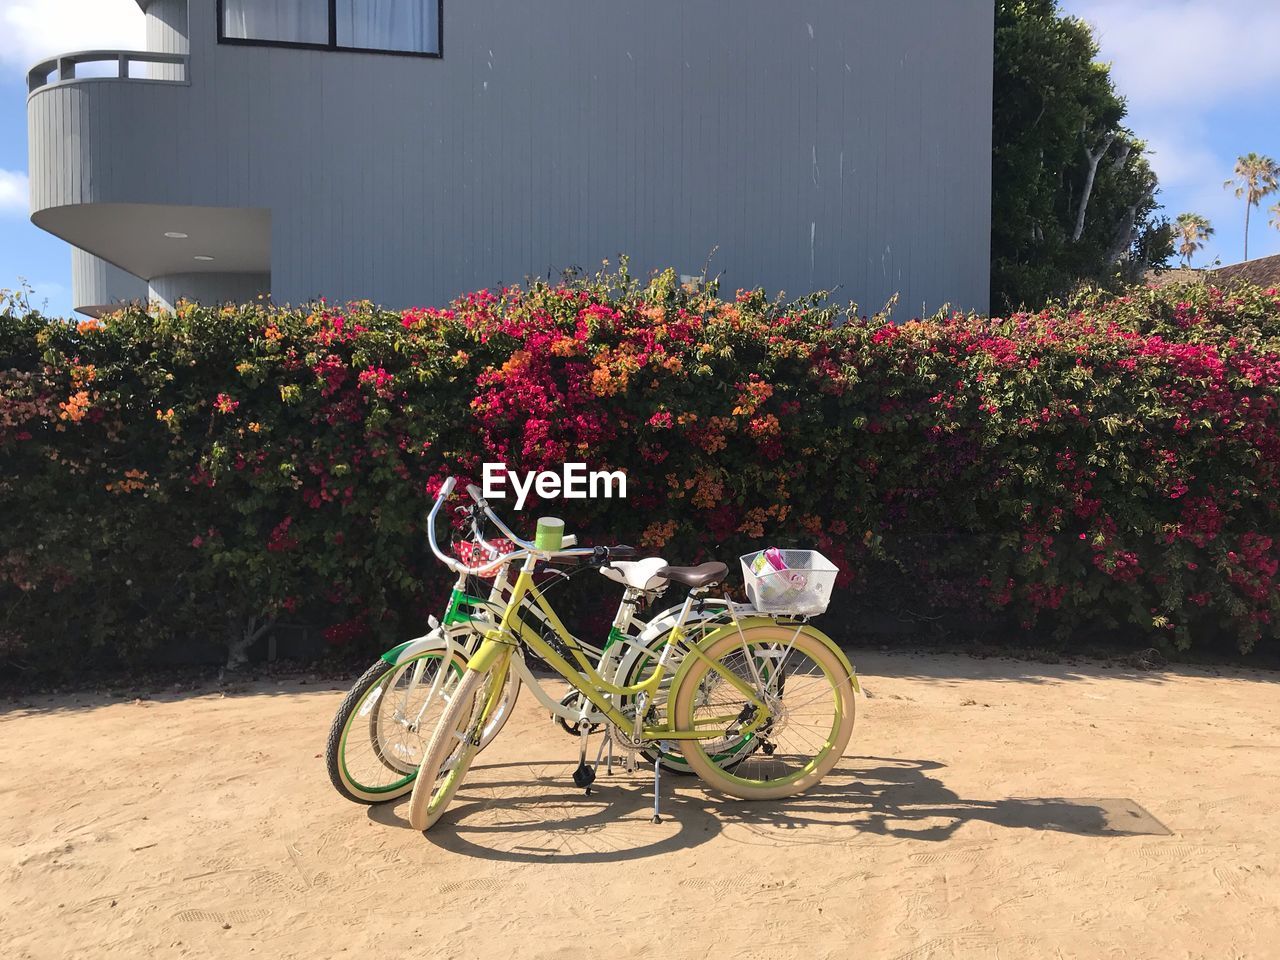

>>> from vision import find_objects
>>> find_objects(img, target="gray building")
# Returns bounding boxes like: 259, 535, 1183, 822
28, 1, 994, 318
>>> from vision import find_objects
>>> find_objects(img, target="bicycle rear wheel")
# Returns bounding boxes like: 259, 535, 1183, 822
671, 625, 855, 801
407, 651, 512, 831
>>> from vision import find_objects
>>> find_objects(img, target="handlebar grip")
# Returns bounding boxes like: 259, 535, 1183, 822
610, 545, 638, 559
439, 476, 457, 497
466, 483, 487, 507
563, 534, 578, 547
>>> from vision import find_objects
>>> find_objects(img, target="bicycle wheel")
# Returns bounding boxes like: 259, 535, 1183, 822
407, 651, 512, 831
671, 625, 855, 801
326, 641, 519, 804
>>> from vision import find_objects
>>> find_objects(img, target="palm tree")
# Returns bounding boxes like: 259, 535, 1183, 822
1224, 153, 1280, 261
1271, 201, 1280, 234
1174, 213, 1214, 268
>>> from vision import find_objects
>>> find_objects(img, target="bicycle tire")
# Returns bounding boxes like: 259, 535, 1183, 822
672, 625, 854, 801
407, 653, 510, 831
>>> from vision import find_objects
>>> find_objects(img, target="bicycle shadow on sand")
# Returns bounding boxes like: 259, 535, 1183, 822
711, 755, 1172, 846
369, 755, 1170, 863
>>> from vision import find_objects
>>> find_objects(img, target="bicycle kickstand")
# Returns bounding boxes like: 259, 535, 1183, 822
572, 721, 596, 795
591, 728, 614, 777
651, 745, 666, 824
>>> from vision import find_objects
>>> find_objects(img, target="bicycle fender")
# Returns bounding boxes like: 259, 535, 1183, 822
670, 618, 861, 695
380, 631, 444, 665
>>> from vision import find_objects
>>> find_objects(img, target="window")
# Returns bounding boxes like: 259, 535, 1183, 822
219, 0, 442, 57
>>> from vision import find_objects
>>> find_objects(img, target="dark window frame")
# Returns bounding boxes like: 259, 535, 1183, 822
216, 0, 444, 60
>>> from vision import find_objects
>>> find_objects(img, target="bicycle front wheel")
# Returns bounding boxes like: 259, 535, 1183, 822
326, 639, 521, 804
407, 651, 511, 831
671, 625, 855, 801
326, 650, 468, 804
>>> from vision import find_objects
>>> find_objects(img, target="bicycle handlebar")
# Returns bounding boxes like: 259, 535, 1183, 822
426, 476, 592, 575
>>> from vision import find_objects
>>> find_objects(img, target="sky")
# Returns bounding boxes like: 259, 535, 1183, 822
1, 0, 1279, 318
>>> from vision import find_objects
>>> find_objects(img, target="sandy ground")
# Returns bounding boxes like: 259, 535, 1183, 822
3, 651, 1279, 960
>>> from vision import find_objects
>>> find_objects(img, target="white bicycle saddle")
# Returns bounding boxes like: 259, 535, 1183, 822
599, 557, 669, 591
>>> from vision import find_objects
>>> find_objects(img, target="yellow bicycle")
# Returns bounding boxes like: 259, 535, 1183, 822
407, 479, 860, 831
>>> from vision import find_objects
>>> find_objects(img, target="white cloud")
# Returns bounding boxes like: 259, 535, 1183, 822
0, 168, 29, 216
0, 0, 145, 72
1065, 0, 1280, 265
1141, 125, 1222, 190
1072, 0, 1280, 111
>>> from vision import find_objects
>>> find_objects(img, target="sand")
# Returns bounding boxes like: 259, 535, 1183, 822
2, 651, 1279, 960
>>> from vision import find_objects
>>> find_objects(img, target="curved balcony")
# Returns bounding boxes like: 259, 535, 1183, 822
27, 49, 188, 94
28, 47, 269, 305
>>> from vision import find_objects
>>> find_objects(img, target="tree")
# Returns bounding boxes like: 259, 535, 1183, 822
1173, 213, 1214, 268
1270, 201, 1280, 235
1223, 153, 1280, 262
992, 0, 1171, 311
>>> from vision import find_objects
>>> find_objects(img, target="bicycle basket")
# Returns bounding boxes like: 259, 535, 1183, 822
452, 539, 517, 579
739, 549, 838, 617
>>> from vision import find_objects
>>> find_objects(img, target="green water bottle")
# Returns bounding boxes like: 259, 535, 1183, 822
535, 517, 565, 551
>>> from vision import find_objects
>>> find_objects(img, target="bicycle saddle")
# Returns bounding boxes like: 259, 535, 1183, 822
656, 562, 728, 589
599, 557, 669, 591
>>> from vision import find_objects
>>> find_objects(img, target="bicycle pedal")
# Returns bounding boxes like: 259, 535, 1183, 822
571, 763, 596, 789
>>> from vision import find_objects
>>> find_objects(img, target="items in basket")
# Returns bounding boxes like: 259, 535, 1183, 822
739, 548, 839, 617
750, 547, 809, 599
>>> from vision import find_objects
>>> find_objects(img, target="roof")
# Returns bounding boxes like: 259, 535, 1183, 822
1143, 266, 1203, 289
1210, 253, 1280, 290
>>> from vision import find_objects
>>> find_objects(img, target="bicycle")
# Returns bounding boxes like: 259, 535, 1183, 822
406, 478, 860, 831
326, 487, 723, 803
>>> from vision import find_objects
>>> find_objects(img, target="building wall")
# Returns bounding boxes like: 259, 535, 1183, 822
148, 271, 270, 311
145, 0, 190, 79
71, 248, 148, 316
31, 0, 994, 316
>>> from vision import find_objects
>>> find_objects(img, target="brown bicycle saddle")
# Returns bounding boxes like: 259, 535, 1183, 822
655, 561, 728, 589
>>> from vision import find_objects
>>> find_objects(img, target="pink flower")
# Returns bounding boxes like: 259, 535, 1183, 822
214, 393, 240, 414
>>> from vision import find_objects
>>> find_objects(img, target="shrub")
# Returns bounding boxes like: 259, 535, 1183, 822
2, 270, 1279, 672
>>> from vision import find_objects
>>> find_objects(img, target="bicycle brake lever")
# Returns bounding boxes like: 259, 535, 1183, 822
534, 562, 573, 581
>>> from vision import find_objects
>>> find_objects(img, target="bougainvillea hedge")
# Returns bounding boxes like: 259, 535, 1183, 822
2, 267, 1279, 671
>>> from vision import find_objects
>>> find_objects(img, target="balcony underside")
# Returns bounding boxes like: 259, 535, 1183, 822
33, 202, 270, 282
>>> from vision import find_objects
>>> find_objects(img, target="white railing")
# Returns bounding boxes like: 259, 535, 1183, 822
27, 50, 189, 94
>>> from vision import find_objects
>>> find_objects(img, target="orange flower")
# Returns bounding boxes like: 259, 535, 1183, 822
549, 336, 580, 357
501, 350, 531, 375
690, 468, 724, 510
641, 519, 678, 549
737, 508, 769, 539
58, 390, 91, 422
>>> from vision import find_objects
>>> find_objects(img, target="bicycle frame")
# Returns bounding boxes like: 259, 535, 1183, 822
469, 554, 776, 745
381, 537, 719, 730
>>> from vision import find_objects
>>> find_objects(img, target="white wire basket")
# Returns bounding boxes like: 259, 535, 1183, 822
739, 549, 838, 617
